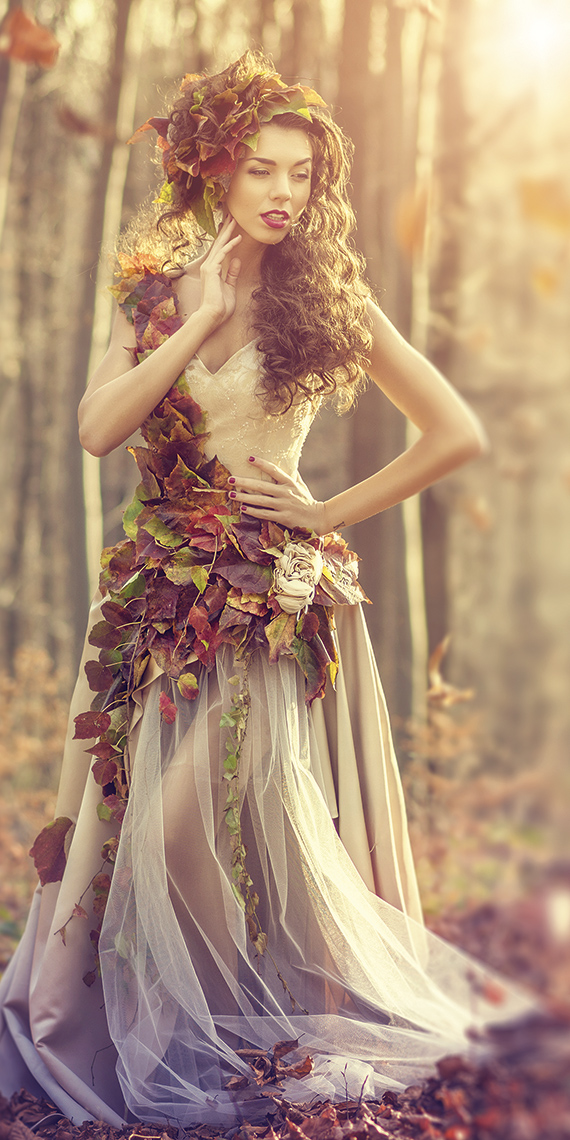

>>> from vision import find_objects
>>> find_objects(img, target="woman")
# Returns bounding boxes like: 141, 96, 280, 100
0, 51, 532, 1128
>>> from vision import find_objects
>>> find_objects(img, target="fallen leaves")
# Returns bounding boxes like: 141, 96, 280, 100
2, 1005, 570, 1138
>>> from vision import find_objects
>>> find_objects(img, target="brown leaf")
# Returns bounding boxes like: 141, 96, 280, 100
273, 1039, 299, 1064
72, 903, 88, 920
29, 816, 73, 885
0, 8, 60, 68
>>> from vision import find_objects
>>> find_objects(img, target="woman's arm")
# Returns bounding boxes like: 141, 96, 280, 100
78, 219, 242, 457
229, 298, 487, 534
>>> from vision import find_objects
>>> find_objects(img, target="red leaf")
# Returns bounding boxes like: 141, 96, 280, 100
91, 758, 119, 786
29, 817, 73, 886
82, 970, 97, 987
73, 710, 111, 740
84, 739, 120, 760
159, 690, 178, 723
84, 659, 115, 692
0, 9, 60, 69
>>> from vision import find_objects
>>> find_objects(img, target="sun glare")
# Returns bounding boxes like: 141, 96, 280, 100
485, 0, 570, 94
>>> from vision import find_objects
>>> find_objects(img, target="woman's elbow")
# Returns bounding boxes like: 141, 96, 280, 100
450, 417, 490, 465
78, 413, 112, 458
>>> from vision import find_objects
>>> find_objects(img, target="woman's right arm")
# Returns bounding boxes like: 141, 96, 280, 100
78, 217, 242, 457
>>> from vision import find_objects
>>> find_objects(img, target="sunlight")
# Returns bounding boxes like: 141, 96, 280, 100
499, 0, 570, 72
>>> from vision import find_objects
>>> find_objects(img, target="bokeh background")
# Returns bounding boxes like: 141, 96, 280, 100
0, 0, 569, 987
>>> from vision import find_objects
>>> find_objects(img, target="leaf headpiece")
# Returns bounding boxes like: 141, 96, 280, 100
128, 62, 327, 236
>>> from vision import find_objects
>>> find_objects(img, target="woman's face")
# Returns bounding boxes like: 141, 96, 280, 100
224, 122, 313, 245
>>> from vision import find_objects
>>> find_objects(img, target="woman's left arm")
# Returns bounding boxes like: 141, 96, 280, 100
232, 299, 487, 534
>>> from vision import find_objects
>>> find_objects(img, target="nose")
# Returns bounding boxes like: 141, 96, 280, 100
269, 176, 292, 203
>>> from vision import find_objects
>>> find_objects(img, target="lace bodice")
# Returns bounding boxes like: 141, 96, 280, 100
184, 342, 319, 480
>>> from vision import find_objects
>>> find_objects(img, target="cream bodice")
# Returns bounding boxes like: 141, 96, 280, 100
184, 342, 319, 480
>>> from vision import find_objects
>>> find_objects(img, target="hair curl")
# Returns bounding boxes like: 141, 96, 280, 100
125, 51, 372, 413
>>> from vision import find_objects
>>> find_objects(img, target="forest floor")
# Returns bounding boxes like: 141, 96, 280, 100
1, 648, 570, 1138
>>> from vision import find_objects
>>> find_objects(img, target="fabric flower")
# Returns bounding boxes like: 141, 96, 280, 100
273, 541, 324, 615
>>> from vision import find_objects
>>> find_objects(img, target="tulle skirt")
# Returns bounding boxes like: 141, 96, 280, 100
0, 598, 533, 1127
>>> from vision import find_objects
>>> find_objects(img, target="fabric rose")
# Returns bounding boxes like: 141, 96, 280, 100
273, 541, 324, 615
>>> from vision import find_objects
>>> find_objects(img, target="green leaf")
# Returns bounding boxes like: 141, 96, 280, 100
122, 495, 144, 539
120, 571, 146, 599
231, 882, 246, 909
96, 802, 113, 822
224, 754, 238, 773
190, 565, 209, 593
220, 710, 240, 728
142, 515, 186, 548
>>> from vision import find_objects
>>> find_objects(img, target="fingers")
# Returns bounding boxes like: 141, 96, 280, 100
225, 256, 241, 284
245, 456, 292, 483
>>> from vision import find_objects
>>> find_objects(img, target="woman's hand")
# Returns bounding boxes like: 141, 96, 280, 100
198, 215, 242, 326
228, 457, 328, 535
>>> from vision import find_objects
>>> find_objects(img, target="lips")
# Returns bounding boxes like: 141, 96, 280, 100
261, 211, 290, 230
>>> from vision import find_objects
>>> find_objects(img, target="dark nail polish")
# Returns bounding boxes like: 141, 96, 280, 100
228, 477, 236, 485
241, 505, 247, 512
229, 491, 237, 499
248, 456, 255, 463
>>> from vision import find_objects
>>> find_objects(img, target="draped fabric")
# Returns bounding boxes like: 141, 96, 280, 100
0, 267, 534, 1124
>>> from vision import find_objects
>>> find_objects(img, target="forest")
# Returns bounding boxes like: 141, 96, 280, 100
0, 0, 569, 1136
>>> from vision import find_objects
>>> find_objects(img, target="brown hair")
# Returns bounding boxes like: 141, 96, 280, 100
127, 52, 372, 412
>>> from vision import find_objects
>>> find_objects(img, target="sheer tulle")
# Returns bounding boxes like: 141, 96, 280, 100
101, 645, 531, 1127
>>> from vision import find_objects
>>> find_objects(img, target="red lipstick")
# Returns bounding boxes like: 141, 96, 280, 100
261, 211, 289, 229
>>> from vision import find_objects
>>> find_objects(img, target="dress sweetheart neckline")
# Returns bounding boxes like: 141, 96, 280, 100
192, 339, 257, 377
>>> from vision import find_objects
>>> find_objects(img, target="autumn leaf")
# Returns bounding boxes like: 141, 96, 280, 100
0, 8, 60, 69
73, 710, 111, 740
91, 758, 119, 786
29, 816, 73, 886
72, 903, 88, 920
159, 690, 178, 723
84, 659, 116, 693
265, 612, 296, 663
177, 671, 199, 700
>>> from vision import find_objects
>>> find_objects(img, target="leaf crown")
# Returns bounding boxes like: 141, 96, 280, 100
128, 53, 327, 236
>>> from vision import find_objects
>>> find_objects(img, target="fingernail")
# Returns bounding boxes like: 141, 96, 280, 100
241, 505, 247, 512
229, 491, 237, 499
228, 477, 236, 484
248, 456, 255, 463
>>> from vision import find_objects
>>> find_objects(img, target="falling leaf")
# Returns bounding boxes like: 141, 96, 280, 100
0, 8, 60, 68
159, 690, 178, 723
29, 816, 73, 885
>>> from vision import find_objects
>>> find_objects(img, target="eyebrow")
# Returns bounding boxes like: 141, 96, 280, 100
245, 156, 312, 167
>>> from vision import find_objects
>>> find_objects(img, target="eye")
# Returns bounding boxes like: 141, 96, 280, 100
249, 168, 269, 176
294, 171, 310, 181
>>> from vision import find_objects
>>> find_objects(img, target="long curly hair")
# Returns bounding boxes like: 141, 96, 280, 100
125, 51, 372, 413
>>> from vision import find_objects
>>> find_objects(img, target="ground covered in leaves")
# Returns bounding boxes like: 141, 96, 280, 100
1, 1005, 570, 1140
